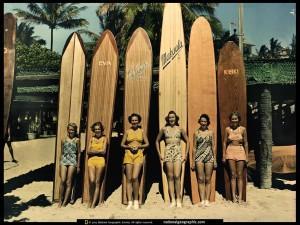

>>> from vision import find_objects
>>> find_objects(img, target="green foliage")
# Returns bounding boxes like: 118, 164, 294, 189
16, 41, 61, 72
16, 22, 46, 46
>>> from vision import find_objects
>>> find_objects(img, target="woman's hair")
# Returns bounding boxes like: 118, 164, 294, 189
165, 110, 179, 126
67, 122, 78, 137
198, 114, 210, 126
229, 111, 241, 121
128, 113, 142, 123
91, 121, 104, 133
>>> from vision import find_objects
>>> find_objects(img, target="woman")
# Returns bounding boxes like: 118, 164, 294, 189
59, 122, 80, 207
222, 111, 248, 203
87, 121, 107, 208
121, 113, 149, 209
191, 114, 217, 207
155, 111, 189, 208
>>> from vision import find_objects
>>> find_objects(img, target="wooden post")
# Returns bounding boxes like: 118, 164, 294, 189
258, 87, 272, 188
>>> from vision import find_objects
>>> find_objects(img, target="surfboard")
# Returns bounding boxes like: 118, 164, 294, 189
53, 32, 86, 202
122, 27, 152, 205
159, 3, 187, 203
82, 30, 119, 204
188, 17, 217, 204
4, 13, 16, 137
217, 41, 247, 201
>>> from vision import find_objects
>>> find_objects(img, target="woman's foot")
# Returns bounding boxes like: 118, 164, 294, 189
70, 199, 75, 205
176, 199, 182, 208
199, 201, 205, 207
133, 200, 139, 210
170, 200, 176, 208
126, 201, 133, 209
204, 200, 210, 207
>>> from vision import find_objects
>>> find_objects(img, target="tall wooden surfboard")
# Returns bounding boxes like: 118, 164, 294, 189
4, 13, 16, 137
159, 3, 187, 203
53, 32, 86, 202
82, 30, 119, 204
122, 27, 152, 205
217, 41, 247, 201
188, 17, 217, 204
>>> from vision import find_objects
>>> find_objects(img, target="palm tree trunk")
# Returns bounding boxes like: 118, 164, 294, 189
51, 28, 53, 51
258, 86, 272, 188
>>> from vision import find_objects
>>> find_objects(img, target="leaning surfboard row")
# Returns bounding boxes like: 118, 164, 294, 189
51, 3, 247, 207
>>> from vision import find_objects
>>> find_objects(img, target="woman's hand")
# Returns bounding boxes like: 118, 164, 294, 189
222, 157, 226, 164
213, 160, 218, 169
191, 164, 195, 171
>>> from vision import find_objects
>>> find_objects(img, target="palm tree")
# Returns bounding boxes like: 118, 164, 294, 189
269, 37, 281, 59
14, 3, 89, 51
256, 44, 269, 59
86, 3, 222, 66
289, 34, 296, 59
16, 22, 46, 46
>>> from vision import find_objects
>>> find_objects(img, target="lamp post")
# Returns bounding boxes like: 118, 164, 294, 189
238, 3, 244, 57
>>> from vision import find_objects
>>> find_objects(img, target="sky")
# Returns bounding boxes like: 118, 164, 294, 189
4, 3, 296, 54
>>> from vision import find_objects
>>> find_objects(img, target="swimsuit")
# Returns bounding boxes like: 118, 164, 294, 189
60, 137, 79, 167
123, 128, 144, 165
225, 126, 246, 161
163, 126, 182, 162
88, 136, 106, 167
195, 129, 214, 163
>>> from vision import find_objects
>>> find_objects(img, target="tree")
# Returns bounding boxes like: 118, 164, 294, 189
14, 3, 89, 51
269, 37, 282, 59
256, 44, 269, 59
16, 22, 46, 46
16, 41, 61, 72
79, 3, 223, 67
289, 34, 296, 59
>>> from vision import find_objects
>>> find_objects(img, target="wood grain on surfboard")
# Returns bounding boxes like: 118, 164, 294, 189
217, 41, 247, 201
159, 3, 187, 203
4, 13, 17, 136
53, 32, 86, 202
122, 27, 152, 205
188, 17, 217, 204
82, 30, 119, 204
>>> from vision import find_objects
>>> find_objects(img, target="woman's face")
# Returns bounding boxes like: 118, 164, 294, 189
94, 125, 102, 137
67, 126, 76, 138
230, 114, 240, 127
199, 117, 208, 128
168, 113, 176, 126
130, 116, 140, 128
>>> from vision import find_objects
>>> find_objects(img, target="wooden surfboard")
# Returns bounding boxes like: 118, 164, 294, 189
53, 32, 86, 202
82, 30, 119, 204
188, 17, 217, 204
217, 41, 247, 201
4, 13, 17, 137
122, 27, 152, 205
159, 3, 187, 203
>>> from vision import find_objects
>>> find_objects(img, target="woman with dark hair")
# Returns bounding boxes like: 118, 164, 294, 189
59, 122, 80, 207
87, 121, 107, 208
191, 114, 216, 207
222, 111, 248, 203
155, 111, 189, 208
121, 113, 149, 209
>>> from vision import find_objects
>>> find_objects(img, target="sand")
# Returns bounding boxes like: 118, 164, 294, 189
4, 138, 296, 222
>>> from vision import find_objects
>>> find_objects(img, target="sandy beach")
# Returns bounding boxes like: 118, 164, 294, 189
4, 137, 296, 222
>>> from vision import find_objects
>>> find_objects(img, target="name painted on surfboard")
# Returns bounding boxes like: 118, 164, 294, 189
161, 40, 183, 70
98, 61, 111, 66
224, 69, 239, 75
128, 62, 149, 80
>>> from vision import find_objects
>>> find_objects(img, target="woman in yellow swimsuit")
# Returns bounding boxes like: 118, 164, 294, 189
87, 121, 107, 208
222, 112, 248, 203
155, 111, 189, 208
121, 113, 149, 210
